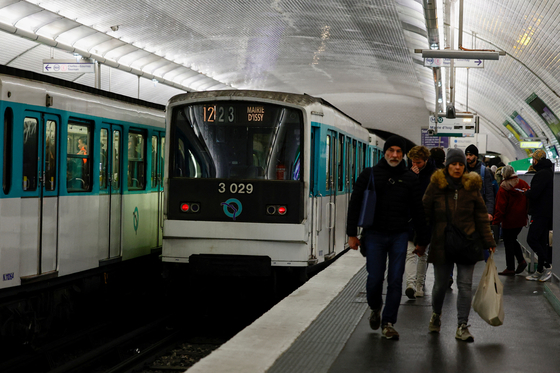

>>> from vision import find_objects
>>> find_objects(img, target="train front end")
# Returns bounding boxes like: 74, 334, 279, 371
162, 93, 308, 277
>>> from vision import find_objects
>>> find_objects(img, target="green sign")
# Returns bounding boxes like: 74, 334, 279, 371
509, 157, 532, 172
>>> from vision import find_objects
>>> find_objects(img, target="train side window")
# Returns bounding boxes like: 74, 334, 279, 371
23, 117, 39, 191
151, 135, 157, 188
160, 137, 165, 185
351, 140, 355, 186
45, 120, 57, 191
3, 108, 13, 194
112, 130, 121, 190
338, 134, 344, 192
66, 123, 91, 192
128, 132, 146, 190
325, 135, 331, 190
100, 129, 108, 189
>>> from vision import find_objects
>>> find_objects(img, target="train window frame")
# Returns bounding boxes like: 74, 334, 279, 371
22, 116, 39, 192
3, 107, 13, 194
151, 135, 158, 189
100, 128, 108, 190
127, 130, 146, 191
170, 102, 303, 181
66, 121, 92, 192
44, 119, 57, 192
326, 135, 331, 191
337, 134, 344, 192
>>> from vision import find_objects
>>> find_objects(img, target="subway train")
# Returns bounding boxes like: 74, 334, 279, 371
162, 90, 384, 283
0, 66, 166, 342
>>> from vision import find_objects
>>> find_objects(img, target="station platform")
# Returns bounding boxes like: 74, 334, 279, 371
187, 243, 560, 373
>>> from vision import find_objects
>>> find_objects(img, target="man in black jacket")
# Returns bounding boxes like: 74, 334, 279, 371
347, 135, 429, 340
465, 144, 495, 221
524, 149, 554, 282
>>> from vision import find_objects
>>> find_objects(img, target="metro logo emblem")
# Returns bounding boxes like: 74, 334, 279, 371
3, 273, 14, 281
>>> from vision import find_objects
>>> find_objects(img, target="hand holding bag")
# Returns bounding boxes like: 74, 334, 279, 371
472, 253, 505, 326
357, 168, 376, 229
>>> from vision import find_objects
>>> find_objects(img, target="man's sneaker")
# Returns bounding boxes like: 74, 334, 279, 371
405, 286, 416, 299
415, 284, 424, 297
539, 266, 553, 282
369, 308, 381, 330
429, 313, 441, 333
526, 271, 543, 281
455, 324, 474, 342
382, 323, 399, 340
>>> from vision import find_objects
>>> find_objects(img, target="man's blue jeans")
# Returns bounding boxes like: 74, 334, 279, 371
363, 230, 408, 325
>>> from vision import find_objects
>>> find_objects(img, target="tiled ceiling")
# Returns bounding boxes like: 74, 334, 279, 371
1, 0, 560, 162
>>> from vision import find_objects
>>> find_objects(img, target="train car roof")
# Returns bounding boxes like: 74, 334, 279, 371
168, 90, 363, 127
0, 64, 165, 112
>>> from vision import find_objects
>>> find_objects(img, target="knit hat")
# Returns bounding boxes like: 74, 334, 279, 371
532, 149, 547, 161
445, 148, 467, 167
383, 135, 406, 154
465, 144, 479, 157
501, 165, 516, 180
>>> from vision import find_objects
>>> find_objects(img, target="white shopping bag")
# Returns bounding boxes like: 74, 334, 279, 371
472, 253, 504, 326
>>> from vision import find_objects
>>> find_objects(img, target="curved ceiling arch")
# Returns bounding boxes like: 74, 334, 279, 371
0, 0, 559, 162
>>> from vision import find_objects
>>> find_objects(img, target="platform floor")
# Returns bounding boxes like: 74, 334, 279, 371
188, 242, 560, 373
327, 249, 560, 373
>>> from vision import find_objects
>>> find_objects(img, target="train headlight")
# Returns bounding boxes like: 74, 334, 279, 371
266, 205, 287, 215
180, 202, 200, 213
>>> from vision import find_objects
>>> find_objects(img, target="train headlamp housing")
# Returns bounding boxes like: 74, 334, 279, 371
180, 202, 200, 213
266, 205, 287, 216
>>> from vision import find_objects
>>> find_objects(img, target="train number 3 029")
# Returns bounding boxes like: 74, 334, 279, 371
218, 182, 254, 194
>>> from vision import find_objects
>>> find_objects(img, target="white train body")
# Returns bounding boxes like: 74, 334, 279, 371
0, 67, 166, 291
162, 91, 382, 275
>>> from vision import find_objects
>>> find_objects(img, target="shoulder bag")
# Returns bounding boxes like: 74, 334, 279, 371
444, 191, 482, 264
357, 168, 376, 229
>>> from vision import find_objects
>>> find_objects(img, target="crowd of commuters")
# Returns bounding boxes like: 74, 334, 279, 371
347, 135, 554, 342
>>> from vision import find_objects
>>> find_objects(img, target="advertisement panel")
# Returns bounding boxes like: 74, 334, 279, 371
526, 93, 560, 141
511, 112, 537, 137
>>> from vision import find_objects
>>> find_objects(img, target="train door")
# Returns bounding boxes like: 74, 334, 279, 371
100, 124, 123, 259
151, 131, 165, 246
22, 112, 59, 275
326, 130, 337, 258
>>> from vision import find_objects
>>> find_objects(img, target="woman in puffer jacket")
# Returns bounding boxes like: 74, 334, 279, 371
492, 165, 529, 275
422, 148, 496, 342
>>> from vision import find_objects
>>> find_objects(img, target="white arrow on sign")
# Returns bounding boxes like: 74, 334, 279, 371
424, 58, 484, 68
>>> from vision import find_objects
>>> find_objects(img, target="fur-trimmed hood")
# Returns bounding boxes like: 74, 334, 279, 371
430, 168, 482, 191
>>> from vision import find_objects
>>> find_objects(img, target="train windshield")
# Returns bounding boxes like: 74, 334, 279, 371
170, 102, 302, 180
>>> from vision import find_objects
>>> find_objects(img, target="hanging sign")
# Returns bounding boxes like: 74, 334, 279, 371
43, 59, 95, 73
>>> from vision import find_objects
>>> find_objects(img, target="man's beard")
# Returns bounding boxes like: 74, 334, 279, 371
387, 158, 401, 167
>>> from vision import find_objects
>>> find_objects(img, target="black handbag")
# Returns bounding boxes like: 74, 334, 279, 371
444, 192, 482, 264
357, 168, 376, 229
